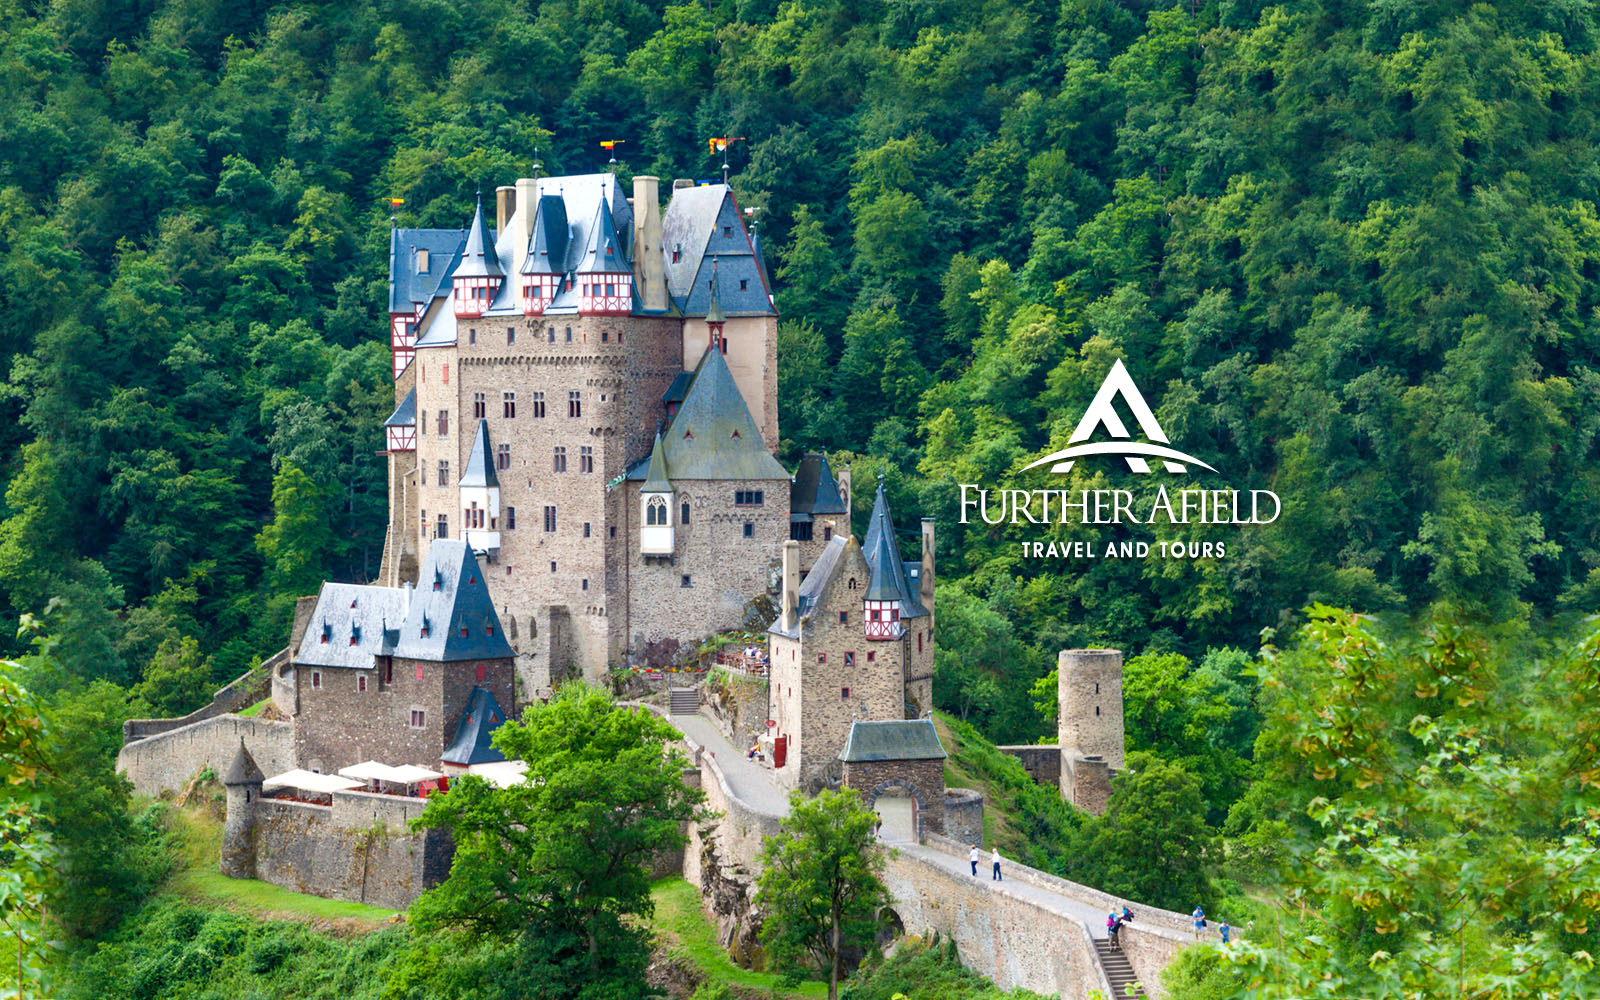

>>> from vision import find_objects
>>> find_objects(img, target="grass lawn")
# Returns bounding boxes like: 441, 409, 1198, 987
650, 877, 826, 999
163, 799, 398, 927
236, 697, 272, 717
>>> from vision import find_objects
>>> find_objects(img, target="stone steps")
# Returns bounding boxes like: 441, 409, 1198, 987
668, 687, 699, 715
1093, 938, 1145, 999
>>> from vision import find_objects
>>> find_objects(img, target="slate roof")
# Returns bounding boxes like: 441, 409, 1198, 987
441, 685, 509, 765
837, 720, 947, 762
392, 541, 515, 662
861, 479, 927, 617
294, 582, 412, 669
389, 228, 468, 313
223, 740, 265, 786
574, 199, 629, 274
662, 371, 693, 405
641, 432, 672, 493
767, 535, 854, 639
520, 194, 569, 274
454, 197, 502, 278
623, 348, 788, 483
791, 453, 848, 517
459, 420, 499, 489
384, 387, 417, 428
661, 184, 775, 317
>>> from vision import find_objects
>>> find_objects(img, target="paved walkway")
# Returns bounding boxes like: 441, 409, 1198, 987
663, 710, 792, 817
897, 841, 1112, 938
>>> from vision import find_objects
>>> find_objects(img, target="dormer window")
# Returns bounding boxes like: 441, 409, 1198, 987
350, 625, 361, 646
460, 626, 468, 638
417, 249, 430, 271
433, 571, 442, 592
320, 623, 331, 644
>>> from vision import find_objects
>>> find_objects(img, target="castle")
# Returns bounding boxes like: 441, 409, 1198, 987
377, 172, 823, 691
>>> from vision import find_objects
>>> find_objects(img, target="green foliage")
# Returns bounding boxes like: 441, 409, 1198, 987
1230, 610, 1600, 998
0, 657, 53, 999
841, 937, 1049, 1000
1158, 944, 1246, 1000
756, 788, 891, 1000
410, 684, 705, 998
130, 636, 212, 718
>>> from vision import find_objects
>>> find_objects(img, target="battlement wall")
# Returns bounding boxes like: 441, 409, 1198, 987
251, 797, 451, 911
118, 715, 295, 797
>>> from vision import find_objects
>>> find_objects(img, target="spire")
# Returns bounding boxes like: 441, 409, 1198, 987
705, 257, 726, 326
459, 419, 499, 488
223, 739, 264, 786
642, 431, 672, 493
455, 194, 503, 278
861, 474, 922, 611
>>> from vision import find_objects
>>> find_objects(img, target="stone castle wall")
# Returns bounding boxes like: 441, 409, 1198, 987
841, 757, 946, 839
123, 653, 283, 746
942, 788, 984, 844
250, 793, 453, 910
995, 744, 1062, 787
118, 716, 295, 796
702, 672, 772, 747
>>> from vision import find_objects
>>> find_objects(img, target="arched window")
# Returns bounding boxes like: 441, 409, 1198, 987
647, 497, 667, 525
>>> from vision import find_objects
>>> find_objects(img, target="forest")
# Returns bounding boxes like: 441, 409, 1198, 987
3, 0, 1600, 994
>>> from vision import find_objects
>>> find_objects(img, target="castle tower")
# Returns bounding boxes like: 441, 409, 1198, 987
452, 196, 502, 319
1058, 648, 1125, 815
639, 432, 674, 556
220, 739, 264, 880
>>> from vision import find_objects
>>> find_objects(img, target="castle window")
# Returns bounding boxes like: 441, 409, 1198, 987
438, 460, 449, 485
743, 522, 753, 538
544, 506, 556, 532
358, 674, 367, 692
1095, 706, 1101, 716
681, 503, 691, 524
508, 326, 516, 345
532, 392, 546, 418
618, 330, 624, 343
584, 522, 591, 537
553, 446, 567, 472
867, 652, 875, 662
791, 521, 813, 541
1094, 682, 1099, 694
417, 249, 430, 271
605, 283, 615, 295
735, 490, 764, 507
476, 663, 486, 682
740, 279, 748, 291
438, 410, 449, 435
647, 497, 666, 525
320, 623, 330, 644
548, 326, 555, 343
384, 658, 394, 685
841, 686, 850, 699
460, 626, 468, 638
504, 392, 515, 418
568, 391, 581, 417
844, 652, 854, 667
410, 709, 426, 729
551, 561, 557, 572
918, 633, 923, 652
421, 463, 426, 485
681, 575, 692, 588
312, 670, 322, 689
420, 410, 426, 437
839, 611, 848, 624
818, 654, 826, 664
416, 663, 424, 680
468, 328, 476, 345
848, 577, 855, 589
610, 525, 616, 538
565, 327, 573, 343
436, 513, 449, 538
349, 628, 359, 646
582, 579, 589, 591
506, 507, 516, 529
824, 526, 833, 541
443, 364, 450, 384
474, 393, 486, 419
602, 330, 609, 342
580, 446, 593, 473
497, 443, 511, 470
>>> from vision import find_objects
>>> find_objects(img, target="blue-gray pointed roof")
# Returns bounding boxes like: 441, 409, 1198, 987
520, 194, 569, 275
459, 420, 499, 489
392, 541, 515, 661
574, 199, 628, 274
384, 388, 417, 427
861, 479, 927, 617
453, 198, 502, 279
389, 228, 469, 312
442, 685, 509, 765
837, 720, 946, 762
294, 582, 413, 669
662, 371, 693, 405
791, 453, 847, 517
661, 185, 774, 317
223, 740, 265, 785
641, 432, 672, 493
625, 348, 788, 482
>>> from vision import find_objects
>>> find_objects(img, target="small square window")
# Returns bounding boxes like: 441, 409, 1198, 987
867, 651, 875, 662
410, 709, 426, 729
844, 652, 855, 668
681, 575, 692, 588
311, 670, 321, 689
841, 686, 850, 699
743, 522, 753, 538
839, 611, 848, 624
817, 654, 826, 664
740, 279, 748, 290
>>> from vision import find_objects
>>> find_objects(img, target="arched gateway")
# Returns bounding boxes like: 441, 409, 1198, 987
837, 719, 949, 841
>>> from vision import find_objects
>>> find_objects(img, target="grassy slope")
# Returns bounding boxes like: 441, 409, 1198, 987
650, 878, 827, 999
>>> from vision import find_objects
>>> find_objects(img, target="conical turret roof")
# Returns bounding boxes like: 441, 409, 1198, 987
223, 740, 264, 786
861, 477, 926, 615
641, 431, 672, 493
459, 420, 499, 489
574, 199, 627, 274
454, 196, 503, 279
520, 194, 569, 275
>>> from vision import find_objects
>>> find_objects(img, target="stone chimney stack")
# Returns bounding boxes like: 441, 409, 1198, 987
920, 517, 935, 626
780, 540, 800, 632
838, 465, 853, 526
495, 185, 517, 235
633, 175, 668, 311
512, 175, 540, 274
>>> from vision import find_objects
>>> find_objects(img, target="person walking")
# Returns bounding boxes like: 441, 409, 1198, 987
1219, 920, 1230, 945
1106, 912, 1121, 950
969, 844, 980, 876
991, 847, 1002, 881
1192, 905, 1206, 940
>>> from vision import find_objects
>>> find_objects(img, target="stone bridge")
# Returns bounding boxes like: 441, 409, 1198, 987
662, 708, 1197, 999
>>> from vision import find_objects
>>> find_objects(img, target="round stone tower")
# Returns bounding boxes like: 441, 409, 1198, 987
1057, 648, 1125, 770
220, 739, 264, 880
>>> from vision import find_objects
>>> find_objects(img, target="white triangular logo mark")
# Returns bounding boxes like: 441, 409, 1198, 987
1023, 360, 1217, 475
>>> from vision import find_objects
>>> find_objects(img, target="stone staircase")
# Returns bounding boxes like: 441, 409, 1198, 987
668, 686, 699, 715
1093, 939, 1145, 998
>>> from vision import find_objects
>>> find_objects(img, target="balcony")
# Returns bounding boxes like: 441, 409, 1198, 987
863, 619, 904, 641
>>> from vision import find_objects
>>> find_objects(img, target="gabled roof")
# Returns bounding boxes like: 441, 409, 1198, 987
662, 371, 693, 405
459, 420, 499, 489
791, 453, 847, 517
223, 740, 264, 786
641, 432, 672, 494
625, 348, 788, 482
861, 478, 927, 617
384, 387, 417, 428
442, 685, 509, 765
454, 197, 503, 279
389, 228, 468, 313
837, 720, 947, 762
294, 582, 412, 669
662, 185, 775, 317
391, 541, 515, 662
520, 194, 569, 275
767, 534, 866, 640
574, 199, 628, 274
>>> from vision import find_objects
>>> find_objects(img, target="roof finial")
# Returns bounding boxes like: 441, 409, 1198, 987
533, 148, 542, 182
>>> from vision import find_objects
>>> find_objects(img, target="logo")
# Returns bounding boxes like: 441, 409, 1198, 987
1021, 360, 1216, 475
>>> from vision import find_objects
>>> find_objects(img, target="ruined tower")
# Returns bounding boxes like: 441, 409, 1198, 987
220, 740, 264, 879
1057, 648, 1125, 815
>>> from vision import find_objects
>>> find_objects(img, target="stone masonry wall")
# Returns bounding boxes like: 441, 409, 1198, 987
251, 796, 453, 910
995, 744, 1061, 788
842, 757, 945, 838
943, 788, 984, 844
702, 671, 771, 747
118, 716, 295, 797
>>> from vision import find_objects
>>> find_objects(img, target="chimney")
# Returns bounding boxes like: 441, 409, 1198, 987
512, 176, 540, 274
920, 518, 935, 626
495, 186, 517, 235
838, 465, 853, 525
673, 178, 694, 190
780, 540, 800, 632
633, 175, 667, 311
